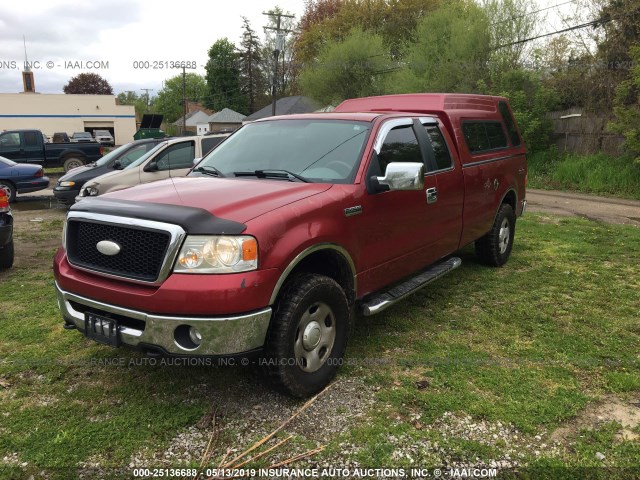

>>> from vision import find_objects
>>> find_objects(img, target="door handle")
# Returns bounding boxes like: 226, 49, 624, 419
426, 187, 438, 204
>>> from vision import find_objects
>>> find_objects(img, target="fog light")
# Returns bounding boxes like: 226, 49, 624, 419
188, 327, 202, 346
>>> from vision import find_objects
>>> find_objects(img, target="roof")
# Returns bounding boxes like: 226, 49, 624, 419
173, 110, 211, 127
334, 93, 506, 114
244, 96, 321, 121
207, 108, 246, 124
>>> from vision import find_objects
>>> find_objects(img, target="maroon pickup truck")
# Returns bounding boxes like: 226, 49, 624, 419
54, 94, 527, 397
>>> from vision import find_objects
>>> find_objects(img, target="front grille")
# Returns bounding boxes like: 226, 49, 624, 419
66, 220, 171, 282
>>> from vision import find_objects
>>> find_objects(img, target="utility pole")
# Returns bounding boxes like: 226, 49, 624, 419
243, 31, 255, 114
140, 88, 154, 111
181, 67, 187, 136
263, 11, 295, 117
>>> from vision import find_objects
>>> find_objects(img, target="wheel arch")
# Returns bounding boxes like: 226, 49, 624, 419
269, 244, 357, 306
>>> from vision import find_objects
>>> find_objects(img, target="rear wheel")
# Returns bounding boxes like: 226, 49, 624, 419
63, 157, 84, 172
475, 203, 516, 267
0, 240, 14, 269
263, 273, 350, 397
0, 181, 16, 203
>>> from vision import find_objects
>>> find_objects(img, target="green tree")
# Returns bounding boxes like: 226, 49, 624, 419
391, 1, 490, 93
610, 45, 640, 163
116, 91, 154, 118
154, 73, 206, 123
63, 73, 113, 94
239, 17, 267, 113
205, 38, 247, 114
299, 27, 395, 105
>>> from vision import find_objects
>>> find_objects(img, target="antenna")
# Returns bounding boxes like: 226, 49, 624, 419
23, 35, 31, 72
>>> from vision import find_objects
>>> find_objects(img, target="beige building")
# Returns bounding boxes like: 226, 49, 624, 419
0, 93, 136, 145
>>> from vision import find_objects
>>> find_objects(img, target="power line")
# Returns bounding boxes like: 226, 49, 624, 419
494, 16, 611, 49
491, 0, 578, 26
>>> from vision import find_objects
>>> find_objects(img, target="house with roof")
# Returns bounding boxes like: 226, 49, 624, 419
243, 96, 321, 123
207, 108, 246, 133
172, 110, 211, 134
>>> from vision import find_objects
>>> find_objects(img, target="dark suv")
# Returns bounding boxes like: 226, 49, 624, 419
53, 138, 167, 205
0, 186, 13, 269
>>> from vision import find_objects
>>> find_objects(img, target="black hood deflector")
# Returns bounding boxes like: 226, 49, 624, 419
70, 198, 246, 235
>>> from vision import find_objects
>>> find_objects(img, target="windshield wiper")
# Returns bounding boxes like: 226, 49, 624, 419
194, 165, 225, 178
233, 169, 311, 183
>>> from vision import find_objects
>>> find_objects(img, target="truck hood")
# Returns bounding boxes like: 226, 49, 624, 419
100, 176, 334, 224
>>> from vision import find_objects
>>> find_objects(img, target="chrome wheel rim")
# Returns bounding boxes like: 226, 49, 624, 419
498, 218, 510, 254
294, 301, 336, 373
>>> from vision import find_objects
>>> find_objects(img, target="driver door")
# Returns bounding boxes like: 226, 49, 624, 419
140, 140, 194, 184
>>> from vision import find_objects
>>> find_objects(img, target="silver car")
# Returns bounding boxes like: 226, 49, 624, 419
93, 129, 115, 146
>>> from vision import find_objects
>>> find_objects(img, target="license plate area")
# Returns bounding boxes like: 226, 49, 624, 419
85, 312, 121, 347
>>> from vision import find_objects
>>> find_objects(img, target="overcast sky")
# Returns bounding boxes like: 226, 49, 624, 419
0, 0, 305, 95
0, 0, 582, 96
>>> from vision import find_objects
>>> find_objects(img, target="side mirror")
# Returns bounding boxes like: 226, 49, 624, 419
144, 162, 158, 172
192, 157, 202, 166
373, 162, 424, 192
113, 159, 123, 170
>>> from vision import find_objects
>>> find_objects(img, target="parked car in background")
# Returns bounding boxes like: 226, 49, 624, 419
0, 186, 13, 269
0, 129, 103, 172
93, 130, 115, 147
77, 134, 228, 199
0, 156, 50, 202
70, 132, 94, 143
54, 138, 167, 205
52, 132, 70, 143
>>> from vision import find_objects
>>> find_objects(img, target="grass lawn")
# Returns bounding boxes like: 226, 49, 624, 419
0, 213, 638, 479
528, 150, 640, 200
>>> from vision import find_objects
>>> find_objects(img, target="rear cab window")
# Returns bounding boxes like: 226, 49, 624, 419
462, 121, 508, 154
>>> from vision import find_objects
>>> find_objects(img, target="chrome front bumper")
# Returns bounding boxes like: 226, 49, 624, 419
55, 282, 272, 356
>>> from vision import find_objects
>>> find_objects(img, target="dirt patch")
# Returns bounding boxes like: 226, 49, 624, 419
123, 378, 376, 470
550, 395, 640, 443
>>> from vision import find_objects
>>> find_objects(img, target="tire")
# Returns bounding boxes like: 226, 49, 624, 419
475, 203, 516, 267
263, 273, 350, 398
0, 181, 16, 203
63, 157, 84, 172
0, 240, 14, 269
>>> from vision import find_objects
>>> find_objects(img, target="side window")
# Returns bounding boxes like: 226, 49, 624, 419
118, 145, 148, 168
424, 125, 452, 170
24, 131, 39, 146
0, 133, 21, 147
155, 142, 195, 171
498, 102, 521, 146
201, 137, 224, 156
377, 125, 422, 174
463, 121, 508, 153
485, 122, 508, 149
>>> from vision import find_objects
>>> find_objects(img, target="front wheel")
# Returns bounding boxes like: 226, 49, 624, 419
63, 157, 84, 172
475, 203, 516, 267
263, 273, 350, 397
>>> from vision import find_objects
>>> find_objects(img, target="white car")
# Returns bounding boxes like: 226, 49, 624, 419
93, 130, 115, 146
77, 134, 228, 201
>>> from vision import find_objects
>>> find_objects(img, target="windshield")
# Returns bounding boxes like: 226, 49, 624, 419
191, 119, 371, 184
0, 156, 17, 167
94, 143, 130, 167
74, 132, 92, 138
125, 141, 168, 169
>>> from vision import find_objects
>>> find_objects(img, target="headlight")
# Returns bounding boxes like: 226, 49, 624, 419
59, 181, 76, 187
174, 235, 258, 274
81, 184, 99, 196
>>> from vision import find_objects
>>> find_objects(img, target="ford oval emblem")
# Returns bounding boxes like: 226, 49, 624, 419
96, 240, 121, 256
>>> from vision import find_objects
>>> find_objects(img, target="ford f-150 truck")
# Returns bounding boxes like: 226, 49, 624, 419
54, 94, 527, 397
0, 129, 104, 172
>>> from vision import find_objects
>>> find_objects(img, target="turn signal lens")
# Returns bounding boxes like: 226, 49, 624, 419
0, 189, 8, 211
242, 238, 257, 261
